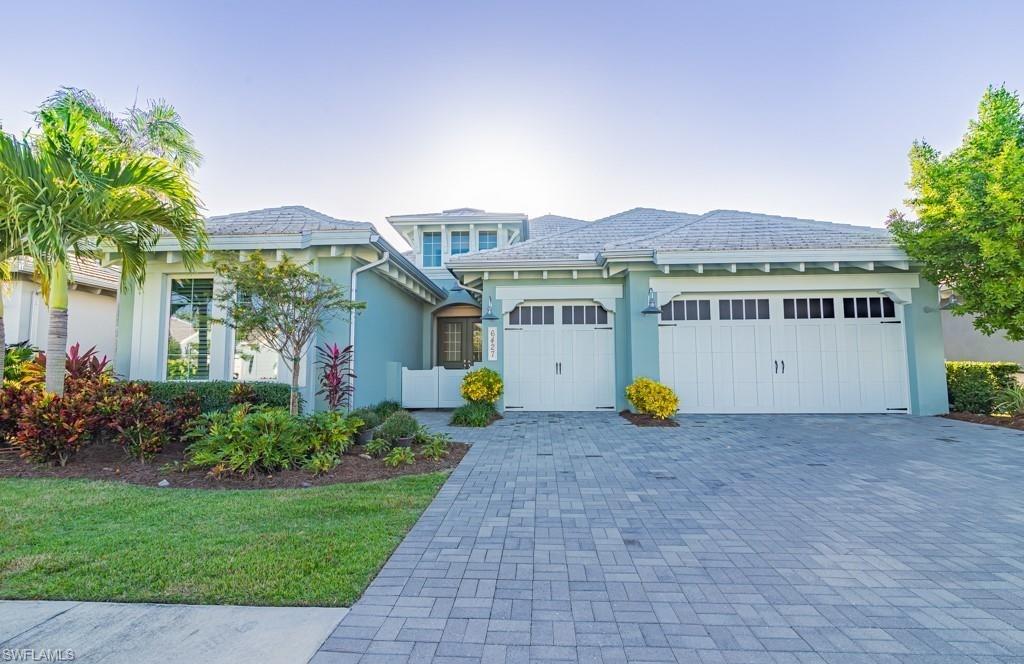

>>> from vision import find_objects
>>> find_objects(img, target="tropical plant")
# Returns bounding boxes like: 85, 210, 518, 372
185, 404, 312, 476
304, 451, 340, 475
10, 390, 101, 465
373, 410, 419, 443
307, 410, 362, 456
888, 85, 1024, 340
348, 407, 381, 432
364, 436, 392, 458
371, 400, 404, 418
995, 384, 1024, 416
383, 446, 416, 468
100, 382, 171, 461
212, 253, 364, 415
0, 89, 205, 394
418, 433, 450, 460
460, 367, 503, 404
228, 382, 257, 406
625, 377, 679, 420
316, 343, 355, 410
3, 342, 40, 382
450, 401, 497, 427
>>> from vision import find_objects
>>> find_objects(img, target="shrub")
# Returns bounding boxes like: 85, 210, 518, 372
373, 410, 419, 443
228, 382, 257, 406
419, 433, 450, 460
308, 411, 361, 456
0, 384, 38, 443
166, 390, 203, 440
139, 380, 292, 413
4, 343, 40, 382
372, 400, 404, 418
100, 383, 171, 461
460, 367, 503, 405
625, 377, 679, 420
383, 446, 415, 468
349, 407, 381, 432
186, 405, 312, 476
316, 343, 355, 411
305, 451, 340, 475
946, 361, 1020, 414
450, 401, 497, 427
365, 437, 392, 458
995, 384, 1024, 415
10, 391, 100, 466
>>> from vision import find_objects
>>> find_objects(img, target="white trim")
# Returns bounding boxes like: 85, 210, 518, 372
651, 247, 909, 265
650, 273, 920, 306
494, 284, 623, 314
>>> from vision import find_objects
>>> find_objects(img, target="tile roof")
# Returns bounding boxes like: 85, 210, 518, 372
448, 208, 700, 263
205, 206, 372, 235
11, 256, 119, 291
610, 209, 894, 252
526, 215, 588, 240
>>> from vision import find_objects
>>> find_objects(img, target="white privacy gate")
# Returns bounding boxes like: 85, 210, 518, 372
658, 292, 909, 414
401, 366, 469, 408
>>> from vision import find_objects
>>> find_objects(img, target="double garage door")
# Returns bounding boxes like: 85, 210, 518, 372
659, 293, 909, 413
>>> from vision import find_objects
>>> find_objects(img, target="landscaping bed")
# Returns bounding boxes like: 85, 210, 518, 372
0, 438, 468, 490
943, 412, 1024, 431
0, 474, 446, 606
620, 410, 679, 427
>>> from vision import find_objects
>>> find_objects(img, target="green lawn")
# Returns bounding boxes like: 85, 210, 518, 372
0, 474, 447, 606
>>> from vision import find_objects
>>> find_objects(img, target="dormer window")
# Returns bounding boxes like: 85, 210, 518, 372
450, 230, 470, 255
422, 232, 441, 267
478, 230, 497, 251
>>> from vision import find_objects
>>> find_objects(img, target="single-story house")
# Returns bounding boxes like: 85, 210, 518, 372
112, 204, 948, 415
2, 257, 119, 359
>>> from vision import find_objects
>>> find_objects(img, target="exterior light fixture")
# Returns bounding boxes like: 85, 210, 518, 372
641, 287, 662, 315
482, 296, 499, 321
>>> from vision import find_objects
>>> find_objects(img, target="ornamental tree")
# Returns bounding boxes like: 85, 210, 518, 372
213, 253, 364, 415
888, 85, 1024, 339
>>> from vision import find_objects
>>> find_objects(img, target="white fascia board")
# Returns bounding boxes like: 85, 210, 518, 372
649, 272, 921, 306
387, 213, 528, 225
151, 230, 373, 252
494, 283, 624, 313
653, 246, 909, 265
447, 258, 599, 271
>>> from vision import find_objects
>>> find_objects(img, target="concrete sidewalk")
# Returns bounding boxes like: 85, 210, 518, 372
0, 600, 347, 664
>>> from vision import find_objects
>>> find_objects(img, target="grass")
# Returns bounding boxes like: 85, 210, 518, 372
0, 473, 448, 607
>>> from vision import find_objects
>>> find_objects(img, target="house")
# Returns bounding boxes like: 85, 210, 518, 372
113, 204, 948, 415
3, 257, 119, 359
939, 288, 1024, 365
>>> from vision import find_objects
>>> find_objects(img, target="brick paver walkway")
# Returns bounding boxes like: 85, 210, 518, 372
312, 413, 1024, 663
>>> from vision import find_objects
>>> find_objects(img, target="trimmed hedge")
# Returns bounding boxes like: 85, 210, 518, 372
136, 380, 294, 414
946, 361, 1020, 414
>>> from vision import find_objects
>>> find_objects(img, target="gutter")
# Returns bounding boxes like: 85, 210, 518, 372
349, 250, 390, 407
369, 236, 448, 300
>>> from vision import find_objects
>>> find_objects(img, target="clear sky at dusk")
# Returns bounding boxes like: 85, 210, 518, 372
2, 0, 1021, 248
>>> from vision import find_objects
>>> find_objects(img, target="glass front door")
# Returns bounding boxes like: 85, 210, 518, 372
438, 318, 482, 369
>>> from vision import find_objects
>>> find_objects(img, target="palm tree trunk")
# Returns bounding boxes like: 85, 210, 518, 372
45, 262, 69, 395
0, 295, 6, 385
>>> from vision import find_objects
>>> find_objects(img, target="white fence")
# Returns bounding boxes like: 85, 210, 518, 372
401, 366, 469, 408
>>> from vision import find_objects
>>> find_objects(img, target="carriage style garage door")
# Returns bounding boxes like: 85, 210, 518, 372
503, 302, 616, 411
658, 293, 909, 414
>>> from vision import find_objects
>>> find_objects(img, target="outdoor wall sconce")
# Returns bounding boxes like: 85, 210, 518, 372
482, 296, 499, 321
641, 287, 661, 315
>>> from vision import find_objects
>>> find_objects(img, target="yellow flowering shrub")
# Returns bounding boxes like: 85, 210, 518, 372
460, 367, 503, 405
625, 377, 679, 420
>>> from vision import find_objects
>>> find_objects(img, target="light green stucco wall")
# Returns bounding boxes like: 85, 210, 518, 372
904, 279, 949, 415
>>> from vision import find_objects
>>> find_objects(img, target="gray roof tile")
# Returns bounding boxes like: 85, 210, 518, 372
205, 205, 372, 236
526, 214, 588, 239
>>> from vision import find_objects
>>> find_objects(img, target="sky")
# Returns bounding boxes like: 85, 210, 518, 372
2, 0, 1022, 249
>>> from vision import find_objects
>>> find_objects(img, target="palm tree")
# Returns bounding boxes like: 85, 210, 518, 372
0, 90, 205, 394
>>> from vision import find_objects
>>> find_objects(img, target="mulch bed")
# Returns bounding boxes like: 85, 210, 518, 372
0, 438, 469, 490
943, 412, 1024, 431
619, 410, 679, 427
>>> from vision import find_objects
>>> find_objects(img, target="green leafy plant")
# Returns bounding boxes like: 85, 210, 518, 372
304, 451, 340, 475
228, 382, 257, 406
460, 367, 503, 405
418, 433, 450, 460
946, 361, 1020, 413
3, 343, 40, 382
372, 400, 404, 418
138, 380, 292, 413
365, 437, 392, 458
349, 407, 381, 432
995, 384, 1024, 415
374, 410, 419, 443
450, 401, 497, 427
383, 446, 415, 468
625, 377, 679, 420
186, 404, 312, 476
308, 411, 361, 456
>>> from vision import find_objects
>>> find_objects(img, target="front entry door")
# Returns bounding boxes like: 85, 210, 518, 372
437, 318, 482, 369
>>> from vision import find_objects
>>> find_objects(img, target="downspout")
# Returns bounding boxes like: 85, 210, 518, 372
349, 251, 390, 406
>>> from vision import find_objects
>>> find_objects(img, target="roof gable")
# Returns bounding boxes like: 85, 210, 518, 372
205, 205, 372, 236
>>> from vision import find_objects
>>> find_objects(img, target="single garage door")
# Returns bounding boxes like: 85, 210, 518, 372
658, 293, 909, 414
503, 302, 616, 411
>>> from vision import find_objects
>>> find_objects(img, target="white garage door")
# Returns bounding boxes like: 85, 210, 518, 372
659, 294, 909, 414
504, 302, 616, 411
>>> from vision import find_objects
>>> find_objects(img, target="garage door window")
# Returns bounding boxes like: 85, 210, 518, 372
509, 305, 554, 325
783, 297, 836, 319
719, 298, 769, 321
660, 299, 711, 321
842, 296, 896, 319
561, 304, 609, 325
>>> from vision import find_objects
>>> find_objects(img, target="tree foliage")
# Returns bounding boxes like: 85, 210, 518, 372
888, 85, 1024, 339
212, 253, 365, 414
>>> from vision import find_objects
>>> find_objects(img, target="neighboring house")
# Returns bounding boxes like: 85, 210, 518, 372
3, 257, 119, 360
939, 288, 1024, 365
113, 204, 948, 415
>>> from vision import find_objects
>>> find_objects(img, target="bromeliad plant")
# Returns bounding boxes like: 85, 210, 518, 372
316, 343, 355, 411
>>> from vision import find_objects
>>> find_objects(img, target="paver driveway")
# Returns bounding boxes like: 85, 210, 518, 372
313, 413, 1024, 664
